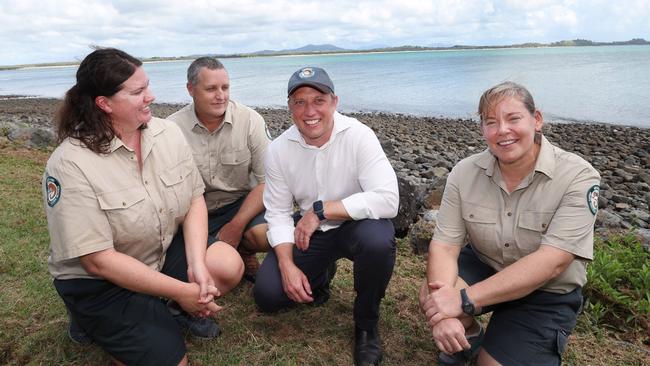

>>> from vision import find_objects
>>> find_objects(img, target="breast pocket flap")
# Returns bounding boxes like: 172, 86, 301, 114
97, 186, 146, 210
518, 211, 554, 232
160, 161, 192, 187
220, 149, 251, 166
462, 206, 497, 224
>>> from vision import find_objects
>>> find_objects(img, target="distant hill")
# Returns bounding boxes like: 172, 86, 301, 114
250, 44, 347, 55
2, 39, 648, 70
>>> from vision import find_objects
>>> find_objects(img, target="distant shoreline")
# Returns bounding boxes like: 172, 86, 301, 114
2, 39, 649, 71
1, 95, 647, 130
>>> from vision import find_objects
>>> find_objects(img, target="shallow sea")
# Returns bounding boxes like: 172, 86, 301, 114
1, 45, 649, 127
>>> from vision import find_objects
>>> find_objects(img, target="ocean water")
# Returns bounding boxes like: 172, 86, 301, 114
1, 45, 649, 127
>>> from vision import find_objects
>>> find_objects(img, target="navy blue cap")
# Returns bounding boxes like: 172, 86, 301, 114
287, 66, 334, 96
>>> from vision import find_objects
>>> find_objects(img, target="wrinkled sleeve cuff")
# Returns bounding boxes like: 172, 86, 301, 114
341, 194, 369, 220
267, 225, 295, 248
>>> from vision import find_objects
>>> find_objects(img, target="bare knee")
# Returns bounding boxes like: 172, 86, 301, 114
206, 242, 244, 293
477, 348, 501, 366
178, 355, 188, 366
243, 224, 270, 253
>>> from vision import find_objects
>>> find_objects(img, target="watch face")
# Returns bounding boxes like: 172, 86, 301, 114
460, 289, 474, 315
313, 200, 323, 211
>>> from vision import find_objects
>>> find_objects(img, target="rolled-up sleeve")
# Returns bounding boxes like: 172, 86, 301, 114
249, 111, 270, 184
263, 144, 296, 248
432, 166, 467, 246
341, 127, 399, 220
542, 166, 600, 260
45, 158, 114, 260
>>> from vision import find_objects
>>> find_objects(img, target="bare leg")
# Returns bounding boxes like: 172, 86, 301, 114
206, 241, 244, 294
477, 348, 501, 366
241, 223, 270, 253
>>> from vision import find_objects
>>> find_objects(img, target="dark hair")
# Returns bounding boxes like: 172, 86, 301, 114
55, 48, 142, 153
187, 57, 225, 86
478, 81, 536, 123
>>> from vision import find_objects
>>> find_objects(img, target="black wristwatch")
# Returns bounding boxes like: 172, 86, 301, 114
460, 288, 476, 315
313, 200, 326, 221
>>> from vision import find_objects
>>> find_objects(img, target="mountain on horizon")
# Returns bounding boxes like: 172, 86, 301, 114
250, 44, 347, 55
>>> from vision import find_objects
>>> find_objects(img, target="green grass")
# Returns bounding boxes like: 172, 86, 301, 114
1, 144, 648, 365
581, 232, 650, 335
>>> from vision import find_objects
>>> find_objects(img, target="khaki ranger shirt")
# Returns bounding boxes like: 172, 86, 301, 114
433, 135, 601, 293
167, 100, 270, 212
44, 118, 205, 280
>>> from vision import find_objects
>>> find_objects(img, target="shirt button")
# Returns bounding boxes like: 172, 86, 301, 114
469, 214, 474, 218
159, 208, 163, 213
144, 180, 148, 185
542, 223, 547, 228
504, 243, 510, 247
122, 202, 126, 206
507, 212, 512, 217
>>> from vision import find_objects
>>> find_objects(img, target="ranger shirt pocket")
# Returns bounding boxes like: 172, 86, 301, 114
97, 186, 147, 245
219, 148, 251, 188
462, 204, 500, 262
516, 211, 555, 257
160, 159, 194, 220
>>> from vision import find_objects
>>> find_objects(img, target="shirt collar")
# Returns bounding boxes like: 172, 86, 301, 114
287, 111, 353, 148
190, 101, 233, 133
532, 135, 555, 179
107, 118, 165, 155
474, 134, 555, 179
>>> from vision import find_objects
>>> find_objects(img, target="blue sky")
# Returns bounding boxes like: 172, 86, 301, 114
1, 0, 649, 66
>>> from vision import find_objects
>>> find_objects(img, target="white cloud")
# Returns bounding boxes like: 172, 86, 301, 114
0, 0, 647, 65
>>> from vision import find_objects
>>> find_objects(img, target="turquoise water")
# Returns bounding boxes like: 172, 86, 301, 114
1, 45, 649, 127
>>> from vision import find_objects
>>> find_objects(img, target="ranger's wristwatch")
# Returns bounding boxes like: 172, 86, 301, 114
460, 288, 476, 315
313, 200, 326, 221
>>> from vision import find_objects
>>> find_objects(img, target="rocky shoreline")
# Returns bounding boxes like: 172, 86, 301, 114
2, 97, 649, 244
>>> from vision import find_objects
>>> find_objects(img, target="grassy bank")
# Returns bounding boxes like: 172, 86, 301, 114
0, 144, 648, 365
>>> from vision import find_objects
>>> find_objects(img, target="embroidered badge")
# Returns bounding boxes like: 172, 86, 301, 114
298, 67, 314, 79
46, 176, 61, 207
587, 185, 600, 215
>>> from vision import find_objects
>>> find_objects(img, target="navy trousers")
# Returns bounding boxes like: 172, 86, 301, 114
253, 218, 396, 330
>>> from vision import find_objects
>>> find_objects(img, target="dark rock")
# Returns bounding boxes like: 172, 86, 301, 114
409, 213, 438, 254
628, 209, 650, 223
29, 128, 55, 148
598, 196, 609, 209
635, 229, 650, 250
380, 140, 395, 155
392, 176, 418, 238
423, 177, 447, 209
596, 210, 624, 228
615, 202, 631, 210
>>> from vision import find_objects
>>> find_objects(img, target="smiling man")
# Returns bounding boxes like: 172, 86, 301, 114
167, 57, 270, 283
254, 66, 399, 366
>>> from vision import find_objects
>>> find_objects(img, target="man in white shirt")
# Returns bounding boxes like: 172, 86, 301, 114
254, 66, 399, 366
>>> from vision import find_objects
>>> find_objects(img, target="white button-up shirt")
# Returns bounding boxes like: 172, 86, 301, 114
264, 112, 399, 248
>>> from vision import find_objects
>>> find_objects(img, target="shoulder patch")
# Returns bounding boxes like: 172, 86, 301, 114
265, 123, 273, 140
587, 185, 600, 215
46, 176, 61, 207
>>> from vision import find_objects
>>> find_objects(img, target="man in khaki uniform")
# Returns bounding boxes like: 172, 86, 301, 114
168, 57, 270, 281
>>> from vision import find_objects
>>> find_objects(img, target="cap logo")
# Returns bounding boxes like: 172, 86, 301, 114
46, 176, 61, 207
298, 68, 314, 79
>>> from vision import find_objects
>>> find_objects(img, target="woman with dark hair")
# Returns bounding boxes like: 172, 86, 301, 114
44, 48, 243, 365
419, 82, 600, 365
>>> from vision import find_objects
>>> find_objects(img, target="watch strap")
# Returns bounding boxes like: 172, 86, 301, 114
313, 200, 326, 221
